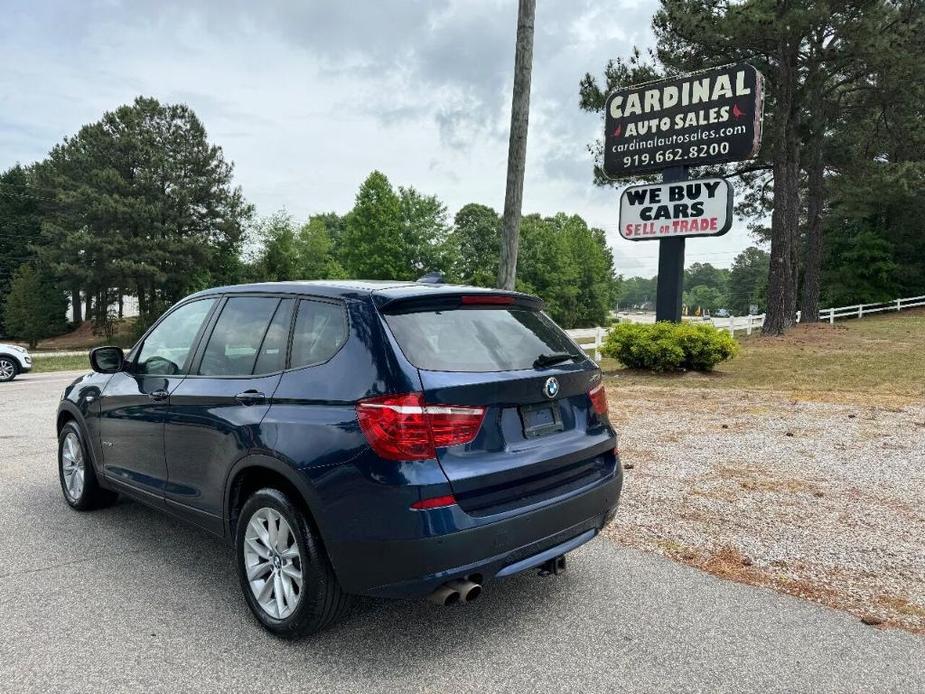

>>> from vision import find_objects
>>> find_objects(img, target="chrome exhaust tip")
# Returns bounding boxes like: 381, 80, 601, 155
447, 578, 482, 603
428, 584, 461, 606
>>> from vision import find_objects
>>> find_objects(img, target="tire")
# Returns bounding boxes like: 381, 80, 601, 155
236, 487, 351, 638
58, 421, 118, 510
0, 356, 18, 383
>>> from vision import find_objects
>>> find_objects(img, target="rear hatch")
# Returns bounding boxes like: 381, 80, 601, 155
378, 291, 616, 516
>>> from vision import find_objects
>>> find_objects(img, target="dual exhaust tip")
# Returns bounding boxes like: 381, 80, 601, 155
428, 578, 482, 606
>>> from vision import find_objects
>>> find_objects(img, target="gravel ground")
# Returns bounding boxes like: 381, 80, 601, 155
606, 384, 925, 633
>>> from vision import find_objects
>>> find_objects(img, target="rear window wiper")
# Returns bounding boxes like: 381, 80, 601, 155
533, 352, 575, 368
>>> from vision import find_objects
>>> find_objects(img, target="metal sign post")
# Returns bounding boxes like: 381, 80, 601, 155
655, 166, 688, 322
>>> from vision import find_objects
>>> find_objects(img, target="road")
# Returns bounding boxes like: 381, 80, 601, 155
1, 371, 923, 693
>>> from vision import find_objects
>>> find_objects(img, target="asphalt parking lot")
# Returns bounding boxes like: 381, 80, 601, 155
1, 371, 923, 693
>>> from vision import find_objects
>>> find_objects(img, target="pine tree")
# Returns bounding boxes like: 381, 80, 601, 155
35, 96, 253, 327
3, 263, 67, 347
0, 165, 43, 334
339, 171, 408, 279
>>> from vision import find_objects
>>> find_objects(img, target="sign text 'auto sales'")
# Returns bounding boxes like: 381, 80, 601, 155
603, 64, 764, 178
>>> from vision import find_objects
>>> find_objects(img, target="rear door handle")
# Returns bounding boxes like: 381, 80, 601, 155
149, 389, 169, 401
235, 390, 266, 405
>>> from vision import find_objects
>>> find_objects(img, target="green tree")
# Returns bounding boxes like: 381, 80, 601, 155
728, 247, 770, 315
311, 212, 348, 260
251, 212, 301, 282
249, 212, 347, 282
516, 214, 580, 325
36, 96, 252, 327
554, 214, 620, 327
340, 171, 408, 279
3, 263, 67, 347
0, 165, 43, 333
295, 217, 347, 280
822, 228, 898, 306
684, 263, 729, 300
683, 285, 725, 314
616, 276, 657, 308
399, 186, 451, 276
446, 203, 501, 286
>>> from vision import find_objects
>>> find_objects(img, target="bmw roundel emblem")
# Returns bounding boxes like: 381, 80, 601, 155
543, 377, 560, 399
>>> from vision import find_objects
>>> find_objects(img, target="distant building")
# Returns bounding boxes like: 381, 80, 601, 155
66, 295, 139, 322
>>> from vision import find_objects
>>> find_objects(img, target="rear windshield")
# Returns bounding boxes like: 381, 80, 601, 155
384, 307, 584, 372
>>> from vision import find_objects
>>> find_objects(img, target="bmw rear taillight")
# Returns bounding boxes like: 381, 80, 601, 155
356, 392, 486, 461
588, 382, 608, 418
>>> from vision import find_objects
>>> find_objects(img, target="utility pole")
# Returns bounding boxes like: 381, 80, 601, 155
497, 0, 535, 290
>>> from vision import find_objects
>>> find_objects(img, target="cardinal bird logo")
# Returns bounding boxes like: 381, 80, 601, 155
612, 123, 622, 138
732, 103, 745, 119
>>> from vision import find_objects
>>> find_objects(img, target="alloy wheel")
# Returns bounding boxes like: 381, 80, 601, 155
61, 431, 85, 501
0, 358, 15, 381
243, 507, 304, 619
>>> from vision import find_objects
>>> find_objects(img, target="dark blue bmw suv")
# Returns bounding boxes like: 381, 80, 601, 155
57, 280, 622, 637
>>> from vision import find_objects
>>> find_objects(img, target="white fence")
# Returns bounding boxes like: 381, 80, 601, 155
566, 327, 607, 362
569, 293, 925, 347
712, 293, 925, 335
710, 314, 765, 335
810, 294, 925, 324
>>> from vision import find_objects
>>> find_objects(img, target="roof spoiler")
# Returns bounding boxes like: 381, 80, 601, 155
378, 291, 544, 315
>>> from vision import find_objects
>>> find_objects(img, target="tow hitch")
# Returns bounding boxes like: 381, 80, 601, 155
538, 554, 566, 577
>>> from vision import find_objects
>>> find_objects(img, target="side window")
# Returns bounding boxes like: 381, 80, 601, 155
290, 300, 347, 368
254, 298, 294, 375
136, 299, 215, 376
198, 297, 282, 377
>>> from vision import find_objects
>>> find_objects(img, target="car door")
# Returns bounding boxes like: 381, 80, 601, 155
97, 298, 217, 502
163, 295, 293, 530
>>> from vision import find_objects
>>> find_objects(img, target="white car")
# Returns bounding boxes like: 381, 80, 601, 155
0, 343, 32, 382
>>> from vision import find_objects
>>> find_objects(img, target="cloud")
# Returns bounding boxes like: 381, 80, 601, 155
0, 0, 757, 276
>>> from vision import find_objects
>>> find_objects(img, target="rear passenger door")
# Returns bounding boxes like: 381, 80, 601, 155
163, 295, 294, 531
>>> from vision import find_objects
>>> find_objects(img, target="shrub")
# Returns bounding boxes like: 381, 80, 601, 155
601, 321, 738, 372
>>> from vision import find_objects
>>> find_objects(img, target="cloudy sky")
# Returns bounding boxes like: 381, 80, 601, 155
1, 0, 757, 276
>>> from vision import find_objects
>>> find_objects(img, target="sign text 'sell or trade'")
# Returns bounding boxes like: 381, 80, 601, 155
603, 64, 764, 178
619, 178, 733, 241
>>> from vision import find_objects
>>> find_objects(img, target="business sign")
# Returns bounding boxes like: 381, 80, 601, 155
618, 177, 732, 241
603, 64, 764, 178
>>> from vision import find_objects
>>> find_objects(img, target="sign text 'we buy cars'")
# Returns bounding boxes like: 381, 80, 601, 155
619, 178, 733, 241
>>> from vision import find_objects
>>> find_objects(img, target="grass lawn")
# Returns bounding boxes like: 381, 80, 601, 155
601, 309, 925, 402
30, 354, 91, 373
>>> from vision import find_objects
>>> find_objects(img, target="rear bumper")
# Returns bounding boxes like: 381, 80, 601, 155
336, 467, 622, 598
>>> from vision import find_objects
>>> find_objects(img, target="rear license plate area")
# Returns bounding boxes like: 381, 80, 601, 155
520, 401, 564, 438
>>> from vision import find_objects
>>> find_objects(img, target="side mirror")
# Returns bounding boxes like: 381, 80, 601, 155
89, 346, 124, 374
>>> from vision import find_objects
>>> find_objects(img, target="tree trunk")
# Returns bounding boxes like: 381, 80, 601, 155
137, 283, 147, 319
800, 145, 825, 322
497, 0, 536, 290
85, 291, 93, 324
118, 293, 124, 319
98, 289, 107, 324
71, 289, 82, 323
763, 36, 801, 336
